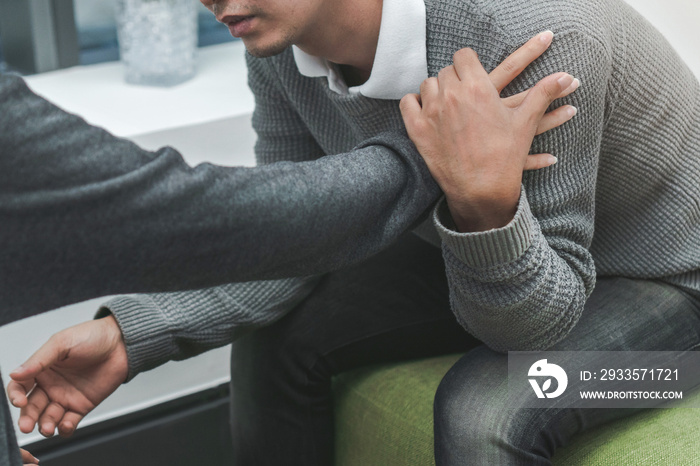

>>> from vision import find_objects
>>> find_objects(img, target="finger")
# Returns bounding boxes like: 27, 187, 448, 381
452, 48, 491, 84
399, 93, 422, 120
20, 448, 39, 465
524, 153, 558, 170
504, 75, 580, 108
489, 30, 554, 92
418, 77, 440, 117
11, 333, 70, 382
18, 386, 50, 434
38, 401, 66, 437
536, 105, 577, 135
559, 77, 580, 100
58, 411, 85, 438
437, 64, 460, 86
519, 73, 575, 122
7, 380, 35, 408
420, 77, 439, 102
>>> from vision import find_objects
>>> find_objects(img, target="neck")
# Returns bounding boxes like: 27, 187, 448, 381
295, 0, 383, 80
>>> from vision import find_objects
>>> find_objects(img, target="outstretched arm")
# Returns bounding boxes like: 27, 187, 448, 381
5, 32, 577, 440
0, 75, 436, 324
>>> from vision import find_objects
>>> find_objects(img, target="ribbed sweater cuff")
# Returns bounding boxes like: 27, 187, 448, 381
433, 187, 535, 268
98, 295, 178, 382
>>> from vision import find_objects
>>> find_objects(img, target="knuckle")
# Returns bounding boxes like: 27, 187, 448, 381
466, 81, 489, 100
534, 84, 555, 104
499, 58, 518, 76
437, 66, 452, 81
443, 88, 461, 107
424, 105, 440, 121
420, 77, 435, 93
454, 47, 477, 63
399, 95, 412, 112
28, 398, 42, 411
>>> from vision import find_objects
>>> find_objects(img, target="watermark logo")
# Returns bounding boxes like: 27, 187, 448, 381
528, 359, 568, 398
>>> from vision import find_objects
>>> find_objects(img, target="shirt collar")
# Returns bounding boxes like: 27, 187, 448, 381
292, 0, 428, 99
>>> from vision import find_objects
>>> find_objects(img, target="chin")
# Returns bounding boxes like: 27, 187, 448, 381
243, 36, 293, 58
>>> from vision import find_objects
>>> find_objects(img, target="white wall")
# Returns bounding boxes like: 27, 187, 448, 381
624, 0, 700, 76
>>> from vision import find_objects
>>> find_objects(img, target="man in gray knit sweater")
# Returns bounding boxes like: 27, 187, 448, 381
10, 0, 700, 464
0, 8, 569, 466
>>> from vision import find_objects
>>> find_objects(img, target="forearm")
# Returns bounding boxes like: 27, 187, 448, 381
435, 192, 594, 351
0, 73, 439, 323
99, 276, 320, 380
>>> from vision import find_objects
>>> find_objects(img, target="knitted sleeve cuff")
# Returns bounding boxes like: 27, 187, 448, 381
97, 295, 179, 382
433, 186, 536, 269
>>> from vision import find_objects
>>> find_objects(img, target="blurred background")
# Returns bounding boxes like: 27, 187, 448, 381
0, 0, 234, 73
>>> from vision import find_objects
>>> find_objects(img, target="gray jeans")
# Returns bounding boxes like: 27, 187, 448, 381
434, 277, 700, 465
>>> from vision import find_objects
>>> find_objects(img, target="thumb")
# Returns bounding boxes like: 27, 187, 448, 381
10, 333, 70, 381
519, 72, 575, 123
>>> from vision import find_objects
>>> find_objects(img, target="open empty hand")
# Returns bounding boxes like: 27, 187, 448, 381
6, 315, 128, 438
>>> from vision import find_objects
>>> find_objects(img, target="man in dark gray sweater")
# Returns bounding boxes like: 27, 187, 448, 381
8, 0, 700, 463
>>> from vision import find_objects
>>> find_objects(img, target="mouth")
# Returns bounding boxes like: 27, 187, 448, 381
222, 15, 255, 38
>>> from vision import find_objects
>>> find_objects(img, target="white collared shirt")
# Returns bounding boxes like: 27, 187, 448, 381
292, 0, 428, 99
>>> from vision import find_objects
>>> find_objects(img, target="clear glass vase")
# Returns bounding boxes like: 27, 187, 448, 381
115, 0, 198, 87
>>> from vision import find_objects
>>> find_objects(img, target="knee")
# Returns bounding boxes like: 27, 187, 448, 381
433, 353, 552, 464
433, 366, 504, 454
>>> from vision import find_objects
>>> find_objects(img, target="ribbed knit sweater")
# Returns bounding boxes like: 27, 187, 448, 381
2, 72, 442, 466
106, 0, 700, 380
1, 75, 442, 466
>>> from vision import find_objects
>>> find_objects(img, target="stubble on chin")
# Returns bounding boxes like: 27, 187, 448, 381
245, 43, 289, 58
243, 28, 297, 58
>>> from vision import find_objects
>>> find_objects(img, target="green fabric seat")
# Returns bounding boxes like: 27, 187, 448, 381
334, 354, 700, 465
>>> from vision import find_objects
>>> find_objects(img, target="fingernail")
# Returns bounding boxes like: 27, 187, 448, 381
567, 78, 581, 92
539, 30, 554, 43
548, 155, 558, 165
567, 106, 578, 117
558, 74, 574, 88
10, 365, 25, 375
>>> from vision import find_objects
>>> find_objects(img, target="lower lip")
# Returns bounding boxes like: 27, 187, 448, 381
228, 17, 254, 38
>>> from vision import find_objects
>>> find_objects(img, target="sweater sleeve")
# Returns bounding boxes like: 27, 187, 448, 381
434, 32, 612, 351
104, 56, 331, 379
0, 69, 439, 323
99, 277, 320, 381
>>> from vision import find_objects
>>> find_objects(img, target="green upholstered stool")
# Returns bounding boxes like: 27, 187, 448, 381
333, 354, 700, 465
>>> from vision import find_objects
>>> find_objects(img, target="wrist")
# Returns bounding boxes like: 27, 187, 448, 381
101, 315, 129, 382
446, 190, 520, 232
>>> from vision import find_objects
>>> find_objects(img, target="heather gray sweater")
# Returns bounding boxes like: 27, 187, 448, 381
0, 73, 439, 464
106, 0, 700, 379
0, 76, 440, 322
